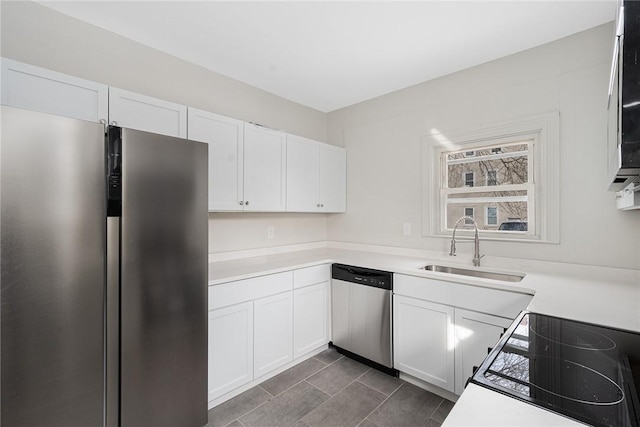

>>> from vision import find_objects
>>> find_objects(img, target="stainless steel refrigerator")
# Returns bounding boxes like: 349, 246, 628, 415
1, 106, 208, 427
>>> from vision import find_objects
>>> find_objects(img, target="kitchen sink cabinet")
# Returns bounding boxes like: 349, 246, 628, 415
1, 58, 108, 123
393, 273, 531, 396
254, 291, 293, 378
286, 134, 346, 213
208, 301, 254, 403
453, 308, 511, 395
393, 295, 456, 393
108, 87, 187, 138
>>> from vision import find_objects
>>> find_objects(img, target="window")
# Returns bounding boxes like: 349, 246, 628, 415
464, 207, 474, 225
487, 170, 497, 186
444, 140, 530, 233
423, 112, 560, 242
464, 172, 475, 187
486, 206, 498, 226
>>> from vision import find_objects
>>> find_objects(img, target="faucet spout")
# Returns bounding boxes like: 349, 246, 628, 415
449, 216, 483, 267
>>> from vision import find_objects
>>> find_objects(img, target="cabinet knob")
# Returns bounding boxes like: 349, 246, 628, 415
99, 119, 107, 125
110, 121, 118, 126
245, 201, 249, 206
320, 204, 324, 207
239, 201, 244, 206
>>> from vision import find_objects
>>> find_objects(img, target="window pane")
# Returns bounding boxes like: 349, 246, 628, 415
446, 193, 528, 231
487, 207, 498, 225
464, 207, 474, 225
446, 143, 529, 189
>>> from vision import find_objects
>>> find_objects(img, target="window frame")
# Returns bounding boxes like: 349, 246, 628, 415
486, 206, 498, 226
486, 170, 497, 186
464, 171, 475, 187
422, 112, 560, 243
463, 207, 475, 225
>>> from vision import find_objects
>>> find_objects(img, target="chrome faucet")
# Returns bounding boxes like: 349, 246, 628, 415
450, 216, 484, 267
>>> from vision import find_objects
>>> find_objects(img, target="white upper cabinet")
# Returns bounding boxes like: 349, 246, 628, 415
242, 123, 287, 211
318, 143, 346, 212
188, 108, 244, 211
1, 58, 108, 123
188, 112, 287, 212
286, 134, 346, 213
286, 134, 320, 212
109, 87, 187, 138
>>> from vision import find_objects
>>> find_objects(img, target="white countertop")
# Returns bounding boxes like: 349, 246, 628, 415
208, 244, 640, 426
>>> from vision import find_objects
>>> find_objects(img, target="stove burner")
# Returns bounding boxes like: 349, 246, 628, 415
487, 354, 625, 406
529, 322, 617, 351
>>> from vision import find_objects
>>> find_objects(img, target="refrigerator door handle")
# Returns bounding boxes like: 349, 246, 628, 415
106, 217, 120, 427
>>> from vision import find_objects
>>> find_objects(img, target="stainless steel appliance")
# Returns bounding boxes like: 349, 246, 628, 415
471, 311, 640, 427
331, 264, 397, 375
608, 0, 640, 191
1, 106, 208, 427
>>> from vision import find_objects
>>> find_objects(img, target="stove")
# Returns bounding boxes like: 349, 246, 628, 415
471, 311, 640, 427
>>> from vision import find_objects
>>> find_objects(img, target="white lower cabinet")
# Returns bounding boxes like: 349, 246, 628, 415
393, 273, 531, 396
293, 281, 330, 358
208, 301, 253, 402
254, 292, 293, 378
393, 295, 455, 393
454, 309, 511, 395
208, 265, 330, 407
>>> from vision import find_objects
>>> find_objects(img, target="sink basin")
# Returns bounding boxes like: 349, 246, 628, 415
422, 265, 525, 282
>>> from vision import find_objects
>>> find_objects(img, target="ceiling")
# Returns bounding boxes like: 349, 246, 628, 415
38, 1, 616, 113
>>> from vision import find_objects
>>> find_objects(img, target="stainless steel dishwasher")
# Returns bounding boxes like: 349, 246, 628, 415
331, 264, 397, 376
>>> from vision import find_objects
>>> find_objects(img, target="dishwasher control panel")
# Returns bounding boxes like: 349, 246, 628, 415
331, 263, 393, 290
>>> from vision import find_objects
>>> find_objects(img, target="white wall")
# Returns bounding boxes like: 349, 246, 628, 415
327, 22, 640, 270
0, 1, 328, 255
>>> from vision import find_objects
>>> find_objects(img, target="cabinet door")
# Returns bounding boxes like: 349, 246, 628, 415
286, 134, 319, 212
188, 108, 244, 211
454, 309, 511, 395
109, 87, 187, 137
319, 144, 346, 213
243, 123, 287, 211
293, 282, 329, 358
1, 58, 108, 122
393, 295, 455, 392
208, 301, 253, 403
254, 292, 293, 378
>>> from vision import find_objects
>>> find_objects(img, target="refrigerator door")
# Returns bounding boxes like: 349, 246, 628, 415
1, 106, 106, 427
119, 128, 208, 427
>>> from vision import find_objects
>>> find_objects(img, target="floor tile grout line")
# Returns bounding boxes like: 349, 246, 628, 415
258, 384, 275, 398
262, 356, 332, 398
360, 381, 406, 424
303, 379, 333, 399
355, 376, 403, 398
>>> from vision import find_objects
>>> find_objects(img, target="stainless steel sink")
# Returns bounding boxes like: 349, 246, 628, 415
422, 265, 525, 282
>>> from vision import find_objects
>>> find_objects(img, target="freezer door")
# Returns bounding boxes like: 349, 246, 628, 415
1, 106, 106, 427
120, 128, 208, 427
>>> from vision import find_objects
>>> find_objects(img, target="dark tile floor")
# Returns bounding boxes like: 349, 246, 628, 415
207, 347, 455, 427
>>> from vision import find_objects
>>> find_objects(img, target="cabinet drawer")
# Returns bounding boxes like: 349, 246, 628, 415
209, 271, 293, 310
394, 274, 531, 319
293, 264, 330, 289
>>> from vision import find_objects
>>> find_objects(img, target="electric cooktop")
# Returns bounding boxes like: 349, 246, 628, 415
471, 311, 640, 427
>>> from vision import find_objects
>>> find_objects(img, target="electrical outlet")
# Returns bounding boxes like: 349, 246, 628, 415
402, 222, 412, 236
267, 226, 275, 239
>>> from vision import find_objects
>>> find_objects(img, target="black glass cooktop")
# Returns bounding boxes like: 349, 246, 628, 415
471, 311, 640, 427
